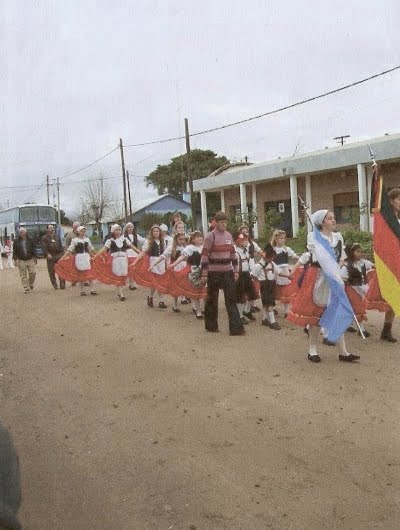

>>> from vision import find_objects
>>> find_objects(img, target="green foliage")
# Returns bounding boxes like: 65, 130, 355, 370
138, 211, 189, 234
227, 210, 258, 238
262, 207, 283, 242
146, 149, 229, 198
342, 229, 373, 257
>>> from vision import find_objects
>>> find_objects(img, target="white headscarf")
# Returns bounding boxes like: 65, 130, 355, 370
159, 224, 168, 232
310, 209, 329, 228
77, 226, 86, 233
111, 224, 121, 233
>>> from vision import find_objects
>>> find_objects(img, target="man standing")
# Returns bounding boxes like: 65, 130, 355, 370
65, 221, 80, 248
13, 228, 37, 293
42, 225, 66, 290
200, 211, 244, 336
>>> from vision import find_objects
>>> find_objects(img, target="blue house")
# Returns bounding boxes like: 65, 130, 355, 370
131, 194, 192, 225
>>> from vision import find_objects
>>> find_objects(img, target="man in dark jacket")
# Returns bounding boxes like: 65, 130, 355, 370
13, 228, 37, 293
42, 225, 66, 290
0, 423, 21, 530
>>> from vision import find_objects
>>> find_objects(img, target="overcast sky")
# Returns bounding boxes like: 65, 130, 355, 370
2, 0, 400, 215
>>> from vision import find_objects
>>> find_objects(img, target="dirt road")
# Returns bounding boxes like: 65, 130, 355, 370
1, 262, 399, 529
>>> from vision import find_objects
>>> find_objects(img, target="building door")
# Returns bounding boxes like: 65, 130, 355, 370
264, 200, 293, 237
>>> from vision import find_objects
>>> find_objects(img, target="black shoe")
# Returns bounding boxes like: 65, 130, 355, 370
119, 296, 126, 301
159, 301, 167, 308
308, 353, 321, 363
251, 306, 261, 313
60, 285, 66, 290
90, 291, 97, 296
323, 338, 336, 346
172, 307, 181, 313
243, 311, 256, 321
84, 281, 90, 287
381, 334, 397, 343
339, 353, 360, 362
230, 329, 246, 336
129, 285, 137, 291
358, 330, 370, 338
269, 322, 281, 330
347, 326, 357, 333
147, 296, 153, 308
261, 319, 269, 326
240, 317, 249, 325
81, 292, 87, 296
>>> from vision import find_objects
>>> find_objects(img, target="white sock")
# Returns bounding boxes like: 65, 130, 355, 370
268, 310, 276, 324
173, 297, 178, 309
337, 335, 350, 356
308, 326, 319, 356
262, 308, 268, 320
237, 303, 244, 317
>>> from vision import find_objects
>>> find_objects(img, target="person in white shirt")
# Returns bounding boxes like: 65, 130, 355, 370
237, 225, 262, 314
234, 234, 258, 324
124, 222, 145, 290
270, 229, 299, 316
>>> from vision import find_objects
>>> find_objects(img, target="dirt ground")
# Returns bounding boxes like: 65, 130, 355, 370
1, 261, 399, 530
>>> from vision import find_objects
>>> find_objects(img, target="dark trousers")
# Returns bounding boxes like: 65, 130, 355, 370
47, 256, 66, 289
205, 271, 243, 333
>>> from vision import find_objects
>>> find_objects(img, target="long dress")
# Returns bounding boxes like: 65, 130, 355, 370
92, 236, 131, 287
55, 237, 96, 282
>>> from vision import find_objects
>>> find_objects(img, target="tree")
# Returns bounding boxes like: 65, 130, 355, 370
79, 178, 112, 228
146, 148, 229, 198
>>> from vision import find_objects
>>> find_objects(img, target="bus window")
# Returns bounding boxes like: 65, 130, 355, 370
19, 206, 38, 222
38, 206, 57, 222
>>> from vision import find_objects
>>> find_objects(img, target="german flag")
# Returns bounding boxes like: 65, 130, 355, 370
371, 164, 400, 316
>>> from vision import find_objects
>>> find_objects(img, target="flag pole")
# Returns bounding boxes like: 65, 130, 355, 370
298, 195, 366, 340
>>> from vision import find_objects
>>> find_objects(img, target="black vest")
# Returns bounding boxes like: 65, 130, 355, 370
273, 250, 289, 265
75, 241, 89, 254
148, 240, 164, 257
109, 239, 129, 253
187, 250, 201, 267
347, 262, 367, 286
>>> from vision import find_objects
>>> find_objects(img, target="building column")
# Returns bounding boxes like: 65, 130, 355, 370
251, 184, 259, 239
357, 163, 369, 232
366, 165, 373, 233
305, 174, 313, 233
239, 183, 248, 221
200, 190, 208, 235
220, 189, 225, 212
289, 175, 299, 237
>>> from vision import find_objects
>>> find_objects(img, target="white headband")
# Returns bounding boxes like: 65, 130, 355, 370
310, 209, 329, 227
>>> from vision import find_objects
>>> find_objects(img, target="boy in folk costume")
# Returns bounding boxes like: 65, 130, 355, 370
251, 244, 283, 330
237, 225, 263, 315
234, 233, 257, 324
94, 224, 136, 301
149, 232, 188, 312
132, 225, 167, 308
287, 209, 360, 363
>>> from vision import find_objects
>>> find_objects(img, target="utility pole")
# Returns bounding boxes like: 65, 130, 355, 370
119, 138, 128, 223
46, 175, 50, 205
184, 118, 196, 230
56, 178, 61, 225
334, 135, 350, 146
52, 179, 56, 207
126, 170, 133, 221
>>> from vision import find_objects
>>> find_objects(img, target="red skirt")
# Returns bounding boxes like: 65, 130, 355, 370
287, 267, 325, 327
128, 256, 154, 288
366, 270, 390, 312
345, 285, 367, 322
152, 268, 170, 294
168, 265, 207, 299
54, 255, 96, 283
91, 253, 134, 287
275, 268, 303, 304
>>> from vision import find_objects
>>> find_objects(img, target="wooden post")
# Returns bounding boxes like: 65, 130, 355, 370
119, 138, 128, 223
184, 118, 196, 230
126, 170, 133, 221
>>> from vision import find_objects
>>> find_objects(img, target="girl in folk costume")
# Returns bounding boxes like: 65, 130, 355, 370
172, 220, 190, 304
167, 231, 206, 319
234, 233, 258, 324
251, 244, 283, 330
131, 225, 167, 308
56, 226, 97, 296
93, 224, 136, 301
4, 241, 15, 269
160, 224, 173, 248
149, 232, 188, 312
237, 225, 263, 314
341, 243, 373, 337
271, 229, 299, 316
124, 222, 145, 290
287, 209, 360, 363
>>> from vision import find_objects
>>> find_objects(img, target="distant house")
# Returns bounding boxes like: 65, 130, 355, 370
85, 194, 194, 238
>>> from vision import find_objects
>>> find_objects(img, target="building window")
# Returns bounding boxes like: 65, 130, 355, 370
333, 192, 359, 224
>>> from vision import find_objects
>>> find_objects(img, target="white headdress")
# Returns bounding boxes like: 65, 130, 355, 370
310, 209, 329, 228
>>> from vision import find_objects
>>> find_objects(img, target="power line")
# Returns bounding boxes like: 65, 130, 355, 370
124, 65, 400, 147
58, 146, 119, 180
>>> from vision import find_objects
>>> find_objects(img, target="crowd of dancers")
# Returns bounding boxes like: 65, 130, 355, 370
9, 190, 400, 364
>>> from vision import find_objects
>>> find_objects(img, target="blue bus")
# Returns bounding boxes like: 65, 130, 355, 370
0, 204, 61, 256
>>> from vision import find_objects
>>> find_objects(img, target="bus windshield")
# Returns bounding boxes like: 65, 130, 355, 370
19, 206, 57, 223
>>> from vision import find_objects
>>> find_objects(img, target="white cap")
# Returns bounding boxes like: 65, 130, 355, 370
160, 224, 168, 232
310, 209, 329, 228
